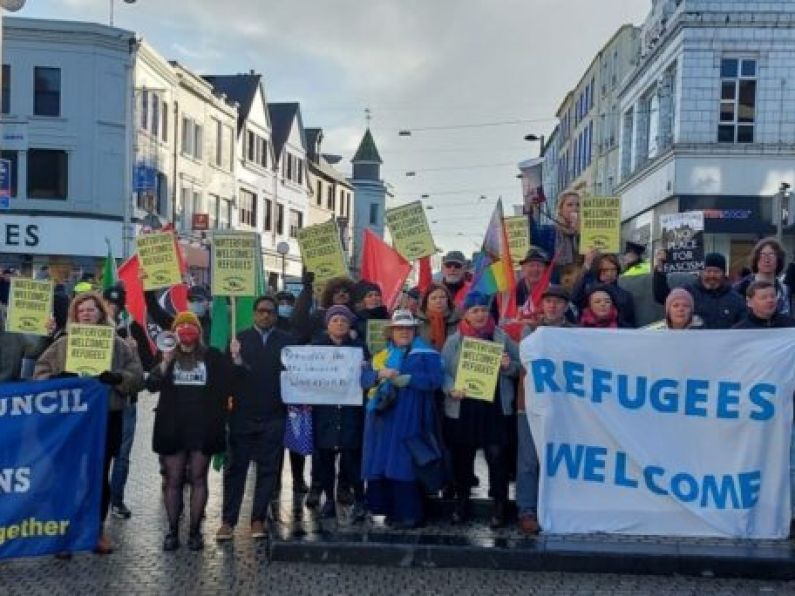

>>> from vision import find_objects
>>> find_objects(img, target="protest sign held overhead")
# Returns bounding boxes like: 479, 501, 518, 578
65, 324, 115, 376
660, 212, 705, 273
520, 327, 795, 539
580, 196, 621, 254
0, 377, 108, 559
211, 231, 258, 296
453, 337, 504, 401
503, 216, 531, 268
296, 219, 348, 283
6, 278, 52, 336
280, 346, 364, 406
135, 231, 182, 291
384, 201, 436, 261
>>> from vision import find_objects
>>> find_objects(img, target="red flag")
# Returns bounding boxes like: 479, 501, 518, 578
418, 256, 432, 294
118, 255, 145, 327
526, 258, 556, 316
361, 229, 412, 310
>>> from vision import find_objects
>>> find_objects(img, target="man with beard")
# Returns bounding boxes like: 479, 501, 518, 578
440, 251, 471, 309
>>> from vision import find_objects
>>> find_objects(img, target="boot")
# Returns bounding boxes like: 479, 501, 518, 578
490, 499, 507, 529
451, 495, 469, 524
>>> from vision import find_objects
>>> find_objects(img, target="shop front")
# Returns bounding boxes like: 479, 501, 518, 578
0, 214, 124, 285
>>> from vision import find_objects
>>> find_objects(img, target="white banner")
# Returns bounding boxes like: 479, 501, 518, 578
280, 346, 364, 406
520, 327, 795, 538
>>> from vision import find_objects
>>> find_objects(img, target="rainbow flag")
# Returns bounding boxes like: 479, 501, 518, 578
470, 199, 516, 296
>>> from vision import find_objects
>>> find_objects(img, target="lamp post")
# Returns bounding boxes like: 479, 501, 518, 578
775, 182, 791, 244
110, 0, 137, 26
276, 241, 290, 291
524, 133, 545, 158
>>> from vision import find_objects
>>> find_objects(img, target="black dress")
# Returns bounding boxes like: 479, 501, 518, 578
444, 385, 512, 449
147, 347, 232, 456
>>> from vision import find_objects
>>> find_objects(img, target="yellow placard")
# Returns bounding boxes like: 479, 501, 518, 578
136, 231, 182, 290
296, 219, 348, 283
579, 196, 621, 254
453, 337, 504, 401
366, 319, 390, 356
211, 231, 258, 296
6, 278, 53, 336
65, 324, 115, 376
384, 201, 436, 261
503, 216, 531, 268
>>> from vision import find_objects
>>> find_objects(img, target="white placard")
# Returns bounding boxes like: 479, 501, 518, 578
520, 327, 795, 539
280, 346, 364, 406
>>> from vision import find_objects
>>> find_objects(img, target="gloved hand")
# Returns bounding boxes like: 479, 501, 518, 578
98, 371, 124, 386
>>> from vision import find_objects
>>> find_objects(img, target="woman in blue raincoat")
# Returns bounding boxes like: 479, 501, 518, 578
362, 309, 443, 528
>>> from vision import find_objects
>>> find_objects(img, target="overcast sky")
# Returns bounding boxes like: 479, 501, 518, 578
19, 0, 649, 254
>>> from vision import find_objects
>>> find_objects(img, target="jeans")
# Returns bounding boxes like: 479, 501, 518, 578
515, 413, 539, 516
110, 403, 136, 506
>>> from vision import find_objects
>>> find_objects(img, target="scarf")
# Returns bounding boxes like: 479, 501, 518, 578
367, 337, 435, 411
579, 306, 618, 328
428, 310, 447, 350
458, 317, 496, 340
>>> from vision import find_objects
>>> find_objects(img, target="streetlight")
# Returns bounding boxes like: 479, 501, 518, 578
405, 171, 416, 177
398, 130, 411, 137
110, 0, 137, 26
276, 241, 290, 290
524, 133, 545, 157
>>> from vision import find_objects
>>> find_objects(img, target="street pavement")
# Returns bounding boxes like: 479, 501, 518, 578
2, 395, 795, 594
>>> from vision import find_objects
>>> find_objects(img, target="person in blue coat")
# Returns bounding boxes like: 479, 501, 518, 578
362, 309, 443, 529
311, 305, 377, 522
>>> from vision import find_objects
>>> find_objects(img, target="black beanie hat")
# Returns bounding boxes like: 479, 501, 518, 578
704, 253, 726, 272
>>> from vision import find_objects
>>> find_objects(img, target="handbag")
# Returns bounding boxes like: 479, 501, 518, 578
403, 398, 448, 493
284, 405, 313, 456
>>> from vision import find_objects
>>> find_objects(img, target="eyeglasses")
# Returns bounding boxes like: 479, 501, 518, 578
255, 308, 275, 314
759, 251, 777, 258
444, 262, 463, 269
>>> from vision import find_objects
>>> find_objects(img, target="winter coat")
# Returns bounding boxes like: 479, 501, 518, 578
571, 269, 637, 328
310, 334, 376, 450
441, 326, 520, 419
33, 332, 143, 411
732, 312, 795, 329
0, 332, 48, 382
362, 340, 443, 482
653, 271, 746, 330
618, 265, 663, 327
416, 308, 461, 348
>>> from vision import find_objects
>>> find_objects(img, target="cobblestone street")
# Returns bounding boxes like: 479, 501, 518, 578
0, 397, 794, 594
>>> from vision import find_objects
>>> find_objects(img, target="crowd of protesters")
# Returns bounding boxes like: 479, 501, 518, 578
4, 189, 795, 554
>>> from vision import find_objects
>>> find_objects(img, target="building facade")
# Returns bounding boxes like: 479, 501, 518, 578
349, 128, 389, 276
616, 0, 795, 275
305, 127, 354, 257
0, 17, 135, 281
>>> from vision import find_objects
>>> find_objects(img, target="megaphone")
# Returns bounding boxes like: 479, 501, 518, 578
156, 331, 177, 353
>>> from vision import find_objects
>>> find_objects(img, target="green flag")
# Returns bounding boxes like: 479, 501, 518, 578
102, 238, 117, 290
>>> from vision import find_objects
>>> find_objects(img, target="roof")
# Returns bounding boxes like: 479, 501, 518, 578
352, 128, 382, 164
305, 127, 322, 161
268, 102, 305, 164
202, 74, 263, 131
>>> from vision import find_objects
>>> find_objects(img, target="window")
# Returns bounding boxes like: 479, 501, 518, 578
263, 198, 272, 231
718, 58, 756, 144
181, 117, 203, 159
326, 185, 334, 209
161, 101, 168, 142
2, 65, 10, 114
1, 150, 18, 197
276, 203, 284, 235
141, 89, 148, 129
286, 153, 293, 180
219, 198, 232, 229
369, 203, 379, 226
316, 181, 322, 206
194, 123, 203, 160
246, 130, 256, 161
34, 67, 60, 117
338, 189, 345, 215
227, 126, 235, 170
191, 191, 201, 219
289, 209, 303, 238
28, 149, 68, 199
239, 189, 257, 227
345, 194, 351, 218
207, 193, 219, 228
297, 159, 303, 184
213, 118, 223, 167
151, 94, 160, 138
258, 137, 267, 168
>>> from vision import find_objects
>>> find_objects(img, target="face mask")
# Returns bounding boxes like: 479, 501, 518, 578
176, 324, 200, 346
189, 302, 207, 317
278, 304, 293, 318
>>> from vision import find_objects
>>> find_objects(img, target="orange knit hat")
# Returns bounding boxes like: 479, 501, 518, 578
171, 310, 201, 331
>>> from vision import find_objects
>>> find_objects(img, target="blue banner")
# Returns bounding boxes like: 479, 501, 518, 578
0, 377, 108, 558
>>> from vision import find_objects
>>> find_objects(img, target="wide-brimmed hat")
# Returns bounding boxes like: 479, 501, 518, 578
385, 309, 420, 328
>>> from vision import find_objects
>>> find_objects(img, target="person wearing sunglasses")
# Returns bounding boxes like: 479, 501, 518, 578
215, 295, 292, 543
440, 251, 471, 309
